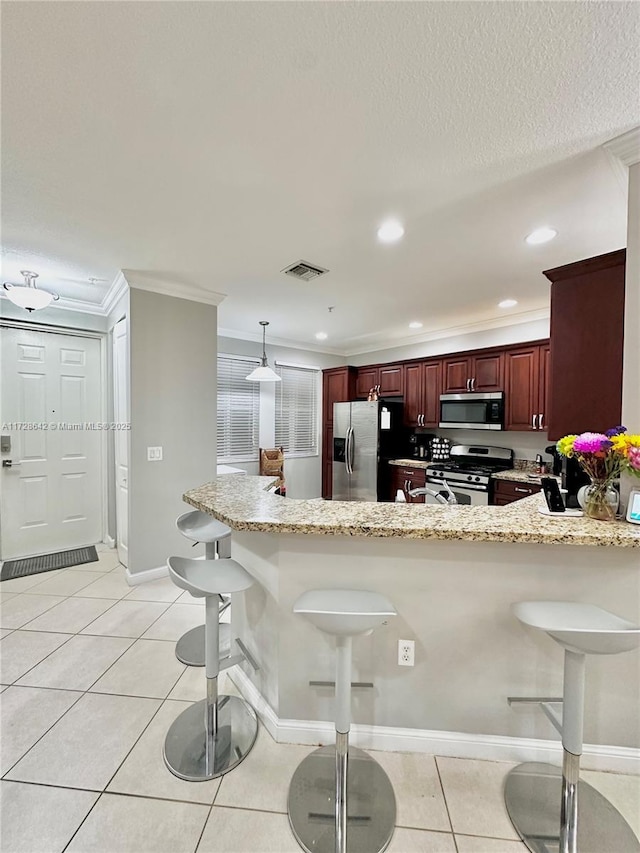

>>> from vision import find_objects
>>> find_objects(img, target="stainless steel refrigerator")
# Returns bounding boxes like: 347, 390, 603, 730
332, 401, 403, 501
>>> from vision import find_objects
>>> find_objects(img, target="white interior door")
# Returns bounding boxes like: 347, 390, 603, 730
0, 327, 102, 560
113, 318, 129, 567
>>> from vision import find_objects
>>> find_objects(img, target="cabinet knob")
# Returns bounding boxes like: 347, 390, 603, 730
538, 413, 544, 430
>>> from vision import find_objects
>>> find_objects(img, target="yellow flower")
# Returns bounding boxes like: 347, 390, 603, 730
556, 435, 577, 457
612, 434, 640, 456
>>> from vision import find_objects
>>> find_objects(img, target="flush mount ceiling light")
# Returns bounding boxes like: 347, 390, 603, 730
525, 227, 557, 245
498, 299, 518, 309
246, 321, 281, 382
2, 271, 59, 312
377, 220, 405, 243
409, 321, 423, 329
315, 332, 328, 340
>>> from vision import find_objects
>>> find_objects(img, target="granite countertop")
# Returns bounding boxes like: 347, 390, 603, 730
491, 469, 560, 484
388, 458, 431, 470
183, 475, 640, 548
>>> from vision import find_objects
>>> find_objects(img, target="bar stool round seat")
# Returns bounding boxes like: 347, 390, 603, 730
288, 589, 397, 853
505, 601, 640, 853
176, 510, 232, 548
164, 556, 258, 782
175, 511, 232, 667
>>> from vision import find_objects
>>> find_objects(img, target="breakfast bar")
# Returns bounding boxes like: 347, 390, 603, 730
184, 475, 640, 771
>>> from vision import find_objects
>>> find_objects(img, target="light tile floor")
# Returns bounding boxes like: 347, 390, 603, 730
1, 550, 638, 853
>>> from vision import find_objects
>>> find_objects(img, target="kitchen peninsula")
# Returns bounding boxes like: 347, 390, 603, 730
184, 475, 640, 770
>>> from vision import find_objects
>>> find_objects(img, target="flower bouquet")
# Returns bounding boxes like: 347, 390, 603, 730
556, 427, 640, 521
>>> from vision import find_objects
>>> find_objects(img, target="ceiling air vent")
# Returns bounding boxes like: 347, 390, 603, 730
282, 260, 329, 282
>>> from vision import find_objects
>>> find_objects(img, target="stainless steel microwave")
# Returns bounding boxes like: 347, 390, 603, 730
439, 392, 504, 430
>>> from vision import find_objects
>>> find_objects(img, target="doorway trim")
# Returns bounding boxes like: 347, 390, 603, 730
0, 319, 110, 556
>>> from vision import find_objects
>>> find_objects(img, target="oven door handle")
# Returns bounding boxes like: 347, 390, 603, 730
427, 479, 488, 493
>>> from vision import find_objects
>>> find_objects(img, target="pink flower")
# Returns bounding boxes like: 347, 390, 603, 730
629, 446, 640, 471
573, 432, 610, 454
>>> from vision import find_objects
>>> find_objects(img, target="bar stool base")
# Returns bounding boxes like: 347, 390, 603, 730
175, 623, 231, 667
287, 745, 395, 853
505, 762, 640, 853
163, 695, 258, 781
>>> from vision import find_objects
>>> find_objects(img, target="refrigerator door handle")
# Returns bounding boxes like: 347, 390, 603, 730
345, 426, 354, 475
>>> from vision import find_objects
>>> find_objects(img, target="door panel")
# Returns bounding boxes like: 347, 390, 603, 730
350, 402, 378, 501
1, 327, 102, 560
403, 362, 423, 427
442, 358, 470, 393
472, 353, 503, 392
378, 365, 403, 396
505, 347, 539, 431
113, 318, 129, 566
423, 360, 442, 427
356, 368, 378, 398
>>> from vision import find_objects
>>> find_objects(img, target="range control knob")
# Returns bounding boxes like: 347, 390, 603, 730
475, 476, 481, 482
467, 475, 472, 481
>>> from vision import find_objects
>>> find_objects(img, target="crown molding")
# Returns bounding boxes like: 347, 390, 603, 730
101, 271, 129, 316
603, 127, 640, 168
341, 307, 550, 357
603, 128, 640, 196
123, 270, 226, 307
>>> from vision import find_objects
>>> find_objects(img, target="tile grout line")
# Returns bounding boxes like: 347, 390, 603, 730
434, 755, 460, 853
2, 630, 77, 688
61, 790, 105, 853
18, 595, 124, 634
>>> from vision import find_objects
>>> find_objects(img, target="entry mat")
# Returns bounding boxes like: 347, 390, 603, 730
0, 546, 99, 581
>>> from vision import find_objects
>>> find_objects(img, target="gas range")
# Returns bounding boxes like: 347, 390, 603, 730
426, 444, 514, 497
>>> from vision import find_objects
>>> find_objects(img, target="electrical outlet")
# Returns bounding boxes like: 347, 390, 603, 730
147, 446, 163, 461
398, 639, 415, 667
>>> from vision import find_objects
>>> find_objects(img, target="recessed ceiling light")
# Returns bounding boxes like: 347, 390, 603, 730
409, 321, 423, 329
525, 227, 557, 245
315, 331, 328, 340
498, 299, 518, 309
377, 220, 405, 243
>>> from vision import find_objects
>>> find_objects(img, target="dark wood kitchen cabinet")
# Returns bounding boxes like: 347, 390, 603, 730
402, 359, 441, 427
544, 249, 625, 440
322, 366, 357, 499
442, 352, 503, 393
493, 478, 542, 505
504, 343, 550, 432
389, 465, 426, 502
356, 364, 404, 398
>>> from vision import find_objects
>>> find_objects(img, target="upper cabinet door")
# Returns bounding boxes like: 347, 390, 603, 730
422, 360, 442, 427
323, 368, 356, 425
442, 357, 471, 393
504, 346, 540, 431
538, 345, 551, 433
471, 353, 503, 392
378, 364, 404, 396
403, 362, 424, 427
356, 367, 379, 398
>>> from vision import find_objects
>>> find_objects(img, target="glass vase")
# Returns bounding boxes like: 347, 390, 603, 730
581, 479, 619, 522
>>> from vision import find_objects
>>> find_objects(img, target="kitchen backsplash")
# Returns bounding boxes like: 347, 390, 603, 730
432, 428, 551, 463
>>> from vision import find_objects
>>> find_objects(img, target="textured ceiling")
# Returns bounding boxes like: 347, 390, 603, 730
1, 1, 638, 350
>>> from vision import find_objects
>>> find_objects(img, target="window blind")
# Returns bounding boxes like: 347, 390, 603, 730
217, 354, 260, 463
275, 363, 320, 457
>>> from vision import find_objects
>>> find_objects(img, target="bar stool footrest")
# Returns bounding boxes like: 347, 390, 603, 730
163, 695, 258, 781
288, 744, 396, 853
504, 761, 640, 853
175, 623, 231, 667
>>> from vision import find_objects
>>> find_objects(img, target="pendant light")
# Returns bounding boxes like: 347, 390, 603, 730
2, 270, 59, 312
246, 321, 281, 382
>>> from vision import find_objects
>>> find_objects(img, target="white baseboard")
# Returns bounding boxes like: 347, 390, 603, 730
229, 668, 640, 775
125, 565, 169, 586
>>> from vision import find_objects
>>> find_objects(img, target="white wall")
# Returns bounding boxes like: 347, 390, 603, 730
346, 317, 550, 366
128, 289, 218, 575
218, 335, 344, 499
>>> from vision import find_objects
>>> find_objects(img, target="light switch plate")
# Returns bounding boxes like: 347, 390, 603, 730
147, 446, 163, 461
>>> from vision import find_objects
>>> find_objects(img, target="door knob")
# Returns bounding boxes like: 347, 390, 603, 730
2, 459, 21, 468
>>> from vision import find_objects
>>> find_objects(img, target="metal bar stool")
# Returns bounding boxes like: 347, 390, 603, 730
288, 589, 397, 853
505, 600, 640, 853
175, 510, 232, 667
164, 555, 259, 781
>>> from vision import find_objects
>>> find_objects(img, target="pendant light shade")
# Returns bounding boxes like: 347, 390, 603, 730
2, 271, 59, 312
246, 321, 281, 382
